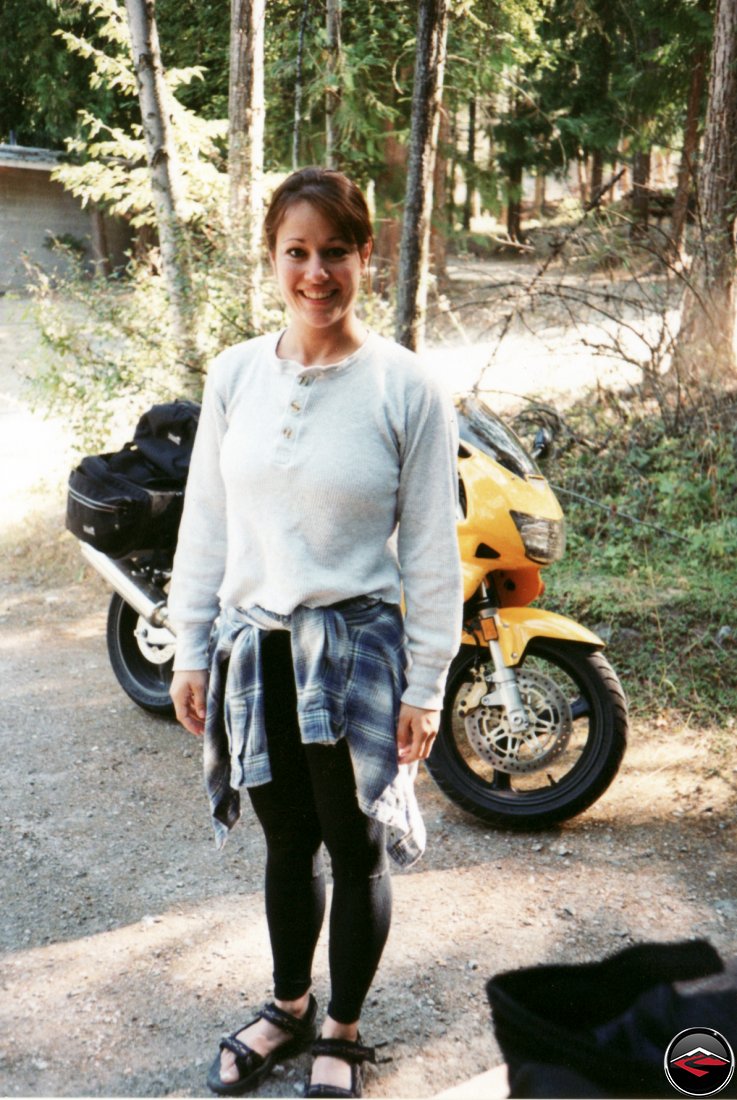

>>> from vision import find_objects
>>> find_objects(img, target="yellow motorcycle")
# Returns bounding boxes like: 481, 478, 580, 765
71, 395, 627, 830
424, 396, 628, 828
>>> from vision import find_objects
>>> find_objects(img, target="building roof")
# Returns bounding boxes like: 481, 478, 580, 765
0, 144, 66, 171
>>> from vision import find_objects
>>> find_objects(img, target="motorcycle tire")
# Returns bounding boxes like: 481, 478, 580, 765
426, 639, 628, 829
106, 592, 176, 716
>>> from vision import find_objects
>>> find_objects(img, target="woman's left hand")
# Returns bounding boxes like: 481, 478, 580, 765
396, 703, 440, 763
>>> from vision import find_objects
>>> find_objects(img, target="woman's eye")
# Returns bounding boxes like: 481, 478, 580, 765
283, 246, 349, 260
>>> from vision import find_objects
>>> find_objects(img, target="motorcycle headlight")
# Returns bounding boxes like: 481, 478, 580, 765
510, 511, 566, 563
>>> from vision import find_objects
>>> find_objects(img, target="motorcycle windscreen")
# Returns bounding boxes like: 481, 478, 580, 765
457, 397, 541, 479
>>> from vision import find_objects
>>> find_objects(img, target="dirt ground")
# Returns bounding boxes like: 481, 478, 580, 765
1, 292, 736, 1099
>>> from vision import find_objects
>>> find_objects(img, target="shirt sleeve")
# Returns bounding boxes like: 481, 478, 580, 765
167, 360, 229, 670
396, 374, 463, 710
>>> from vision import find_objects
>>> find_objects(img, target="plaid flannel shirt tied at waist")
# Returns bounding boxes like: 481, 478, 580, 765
203, 597, 427, 868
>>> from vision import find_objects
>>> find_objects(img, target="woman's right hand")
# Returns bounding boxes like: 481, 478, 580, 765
170, 669, 208, 736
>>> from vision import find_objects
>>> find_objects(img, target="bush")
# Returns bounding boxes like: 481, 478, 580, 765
26, 231, 284, 452
531, 388, 737, 725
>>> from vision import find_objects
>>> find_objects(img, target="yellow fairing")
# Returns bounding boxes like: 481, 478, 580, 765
461, 606, 604, 666
458, 449, 563, 601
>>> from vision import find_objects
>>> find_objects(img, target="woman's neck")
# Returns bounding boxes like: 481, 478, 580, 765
277, 318, 368, 367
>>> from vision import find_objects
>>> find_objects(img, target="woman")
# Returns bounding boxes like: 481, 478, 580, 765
168, 167, 462, 1099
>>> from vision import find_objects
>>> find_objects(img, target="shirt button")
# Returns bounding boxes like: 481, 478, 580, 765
290, 401, 301, 412
283, 426, 293, 439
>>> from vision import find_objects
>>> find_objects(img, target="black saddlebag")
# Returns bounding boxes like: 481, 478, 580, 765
66, 400, 200, 558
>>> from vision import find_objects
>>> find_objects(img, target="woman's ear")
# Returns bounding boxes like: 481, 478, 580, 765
361, 242, 373, 293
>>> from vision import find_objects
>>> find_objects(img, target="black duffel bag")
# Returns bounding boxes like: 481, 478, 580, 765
131, 399, 201, 480
66, 400, 200, 558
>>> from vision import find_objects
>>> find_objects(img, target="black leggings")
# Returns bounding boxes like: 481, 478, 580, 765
247, 630, 392, 1024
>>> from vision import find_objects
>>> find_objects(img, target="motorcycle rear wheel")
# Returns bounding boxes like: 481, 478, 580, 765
106, 593, 175, 716
426, 639, 628, 829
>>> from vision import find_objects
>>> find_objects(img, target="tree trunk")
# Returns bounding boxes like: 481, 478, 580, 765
590, 150, 604, 204
124, 0, 201, 388
325, 0, 342, 169
447, 101, 458, 230
431, 105, 449, 283
395, 0, 448, 351
228, 0, 265, 327
373, 122, 407, 295
533, 169, 546, 218
616, 140, 631, 199
588, 27, 611, 208
90, 207, 112, 278
630, 146, 651, 234
506, 159, 523, 242
576, 155, 588, 203
671, 44, 707, 255
677, 0, 737, 382
292, 0, 309, 170
462, 97, 476, 231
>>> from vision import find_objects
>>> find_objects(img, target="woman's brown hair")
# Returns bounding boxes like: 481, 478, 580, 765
264, 167, 373, 254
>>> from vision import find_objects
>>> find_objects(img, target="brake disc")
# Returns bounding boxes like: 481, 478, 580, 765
134, 616, 176, 665
457, 667, 573, 774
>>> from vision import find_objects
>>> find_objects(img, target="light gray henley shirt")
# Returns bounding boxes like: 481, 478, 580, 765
168, 329, 463, 710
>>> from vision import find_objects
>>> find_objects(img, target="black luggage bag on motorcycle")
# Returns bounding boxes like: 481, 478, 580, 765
65, 400, 200, 558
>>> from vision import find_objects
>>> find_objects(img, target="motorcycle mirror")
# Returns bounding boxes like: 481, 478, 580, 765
531, 426, 553, 460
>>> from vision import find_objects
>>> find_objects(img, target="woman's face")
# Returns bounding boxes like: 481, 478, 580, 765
270, 200, 371, 336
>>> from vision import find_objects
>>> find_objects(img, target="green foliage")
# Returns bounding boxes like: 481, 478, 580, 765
23, 0, 248, 446
156, 0, 229, 120
28, 232, 281, 451
260, 0, 418, 179
29, 252, 180, 450
0, 0, 133, 146
491, 0, 712, 190
547, 392, 737, 550
51, 0, 227, 228
534, 388, 737, 725
0, 0, 231, 148
547, 551, 737, 724
3, 0, 714, 239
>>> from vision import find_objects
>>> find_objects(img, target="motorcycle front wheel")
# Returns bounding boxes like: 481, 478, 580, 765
106, 593, 176, 716
426, 639, 628, 829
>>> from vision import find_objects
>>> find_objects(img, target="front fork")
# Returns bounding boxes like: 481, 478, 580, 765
469, 579, 530, 733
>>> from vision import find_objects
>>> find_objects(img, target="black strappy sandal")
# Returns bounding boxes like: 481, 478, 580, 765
207, 994, 318, 1096
306, 1035, 376, 1099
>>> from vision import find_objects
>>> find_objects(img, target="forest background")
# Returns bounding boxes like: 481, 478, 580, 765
1, 0, 736, 747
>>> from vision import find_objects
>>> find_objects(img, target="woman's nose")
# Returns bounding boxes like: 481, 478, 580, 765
305, 255, 329, 280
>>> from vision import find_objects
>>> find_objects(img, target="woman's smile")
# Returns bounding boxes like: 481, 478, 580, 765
301, 289, 337, 301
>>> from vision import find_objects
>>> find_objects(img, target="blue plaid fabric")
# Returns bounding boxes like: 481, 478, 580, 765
203, 598, 427, 868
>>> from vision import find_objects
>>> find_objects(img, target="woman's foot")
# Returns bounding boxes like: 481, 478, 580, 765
309, 1018, 359, 1093
218, 992, 313, 1086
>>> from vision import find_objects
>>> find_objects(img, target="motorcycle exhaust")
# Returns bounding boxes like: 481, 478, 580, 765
79, 543, 175, 633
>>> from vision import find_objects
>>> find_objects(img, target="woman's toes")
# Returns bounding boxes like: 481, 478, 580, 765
311, 1054, 352, 1092
219, 1051, 238, 1083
